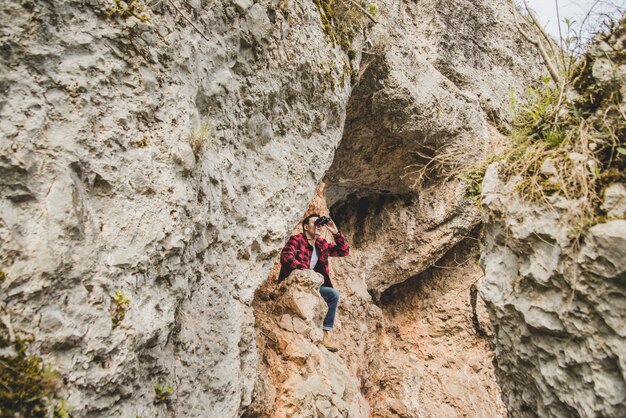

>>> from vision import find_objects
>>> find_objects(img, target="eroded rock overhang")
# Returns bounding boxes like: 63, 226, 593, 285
324, 0, 543, 294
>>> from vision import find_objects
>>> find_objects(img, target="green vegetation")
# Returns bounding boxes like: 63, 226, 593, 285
313, 0, 378, 56
53, 399, 74, 418
339, 58, 358, 86
458, 160, 491, 204
0, 270, 5, 283
107, 0, 150, 23
368, 2, 378, 16
112, 290, 131, 328
313, 0, 356, 54
153, 383, 174, 405
0, 324, 71, 418
461, 16, 625, 238
317, 59, 358, 92
319, 61, 336, 93
317, 57, 359, 92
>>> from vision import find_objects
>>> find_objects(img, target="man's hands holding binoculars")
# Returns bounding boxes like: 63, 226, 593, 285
315, 216, 339, 234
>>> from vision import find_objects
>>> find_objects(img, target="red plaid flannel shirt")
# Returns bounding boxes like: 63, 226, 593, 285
278, 232, 350, 287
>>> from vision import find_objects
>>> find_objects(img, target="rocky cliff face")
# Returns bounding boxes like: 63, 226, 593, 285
481, 168, 626, 417
1, 0, 351, 416
249, 0, 545, 411
0, 0, 557, 417
480, 22, 626, 418
326, 0, 540, 294
252, 186, 506, 417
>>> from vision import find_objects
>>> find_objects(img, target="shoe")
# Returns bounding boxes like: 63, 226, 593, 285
322, 330, 339, 352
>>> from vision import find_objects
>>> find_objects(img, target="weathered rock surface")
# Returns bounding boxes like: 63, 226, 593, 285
331, 183, 480, 296
326, 0, 542, 294
251, 269, 368, 418
1, 0, 351, 416
480, 166, 626, 417
480, 23, 626, 417
342, 240, 506, 418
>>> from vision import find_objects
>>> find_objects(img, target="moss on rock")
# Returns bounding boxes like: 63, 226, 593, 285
0, 329, 63, 418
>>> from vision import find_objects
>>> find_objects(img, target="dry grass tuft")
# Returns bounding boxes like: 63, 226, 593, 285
190, 122, 212, 156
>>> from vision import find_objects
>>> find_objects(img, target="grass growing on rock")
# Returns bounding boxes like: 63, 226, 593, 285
190, 122, 212, 157
0, 317, 70, 418
106, 0, 150, 23
313, 0, 383, 87
153, 383, 174, 405
313, 0, 362, 55
462, 17, 625, 237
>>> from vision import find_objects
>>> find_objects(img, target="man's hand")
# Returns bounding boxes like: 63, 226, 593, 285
326, 219, 339, 234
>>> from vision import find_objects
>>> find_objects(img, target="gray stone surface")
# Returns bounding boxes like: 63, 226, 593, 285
603, 183, 626, 218
481, 172, 626, 418
0, 0, 350, 416
326, 0, 542, 294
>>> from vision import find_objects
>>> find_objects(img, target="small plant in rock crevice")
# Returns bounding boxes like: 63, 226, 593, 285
313, 0, 380, 56
106, 0, 151, 23
190, 122, 213, 157
318, 57, 359, 92
458, 160, 492, 204
153, 383, 174, 405
314, 0, 359, 54
53, 399, 74, 418
367, 2, 378, 16
112, 290, 131, 327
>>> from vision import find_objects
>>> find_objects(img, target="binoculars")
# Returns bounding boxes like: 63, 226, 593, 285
314, 216, 331, 227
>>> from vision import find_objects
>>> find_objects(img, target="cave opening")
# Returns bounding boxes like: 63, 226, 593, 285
245, 47, 506, 416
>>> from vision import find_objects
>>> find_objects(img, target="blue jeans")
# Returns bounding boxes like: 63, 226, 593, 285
319, 286, 340, 331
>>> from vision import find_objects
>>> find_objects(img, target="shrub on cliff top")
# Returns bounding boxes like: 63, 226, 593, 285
480, 15, 625, 237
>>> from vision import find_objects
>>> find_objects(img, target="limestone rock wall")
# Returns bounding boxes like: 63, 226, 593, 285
250, 0, 544, 413
480, 165, 626, 417
0, 0, 351, 416
479, 24, 626, 418
326, 0, 542, 294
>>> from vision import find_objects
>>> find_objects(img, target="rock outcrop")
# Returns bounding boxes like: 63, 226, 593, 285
251, 269, 368, 418
479, 22, 626, 417
326, 0, 542, 294
252, 185, 507, 417
1, 0, 351, 416
481, 167, 626, 417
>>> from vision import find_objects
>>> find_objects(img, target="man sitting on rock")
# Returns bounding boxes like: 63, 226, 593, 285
278, 213, 350, 352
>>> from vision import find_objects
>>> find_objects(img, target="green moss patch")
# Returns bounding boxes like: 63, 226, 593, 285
0, 334, 69, 417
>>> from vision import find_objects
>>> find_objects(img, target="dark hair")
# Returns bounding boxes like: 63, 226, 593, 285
302, 213, 320, 230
